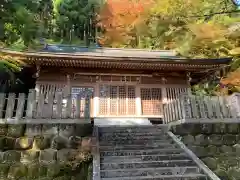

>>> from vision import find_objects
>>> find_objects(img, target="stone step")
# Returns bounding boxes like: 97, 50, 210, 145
100, 148, 185, 156
101, 159, 196, 170
99, 134, 170, 141
100, 166, 200, 178
101, 173, 207, 180
99, 139, 173, 146
99, 143, 177, 151
101, 153, 190, 163
99, 126, 166, 133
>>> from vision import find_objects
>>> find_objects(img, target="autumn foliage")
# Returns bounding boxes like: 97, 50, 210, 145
222, 69, 240, 87
98, 0, 152, 47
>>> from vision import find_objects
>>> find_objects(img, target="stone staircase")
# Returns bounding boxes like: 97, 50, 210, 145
97, 125, 210, 180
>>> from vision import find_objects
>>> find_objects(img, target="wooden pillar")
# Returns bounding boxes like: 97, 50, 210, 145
187, 73, 192, 95
93, 84, 99, 117
35, 65, 41, 99
161, 77, 168, 104
136, 85, 142, 116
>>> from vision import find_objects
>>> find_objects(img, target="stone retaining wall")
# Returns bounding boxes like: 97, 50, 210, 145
171, 123, 240, 180
0, 123, 93, 180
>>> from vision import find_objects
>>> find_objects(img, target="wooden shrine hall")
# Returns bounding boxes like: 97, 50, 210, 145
0, 46, 232, 124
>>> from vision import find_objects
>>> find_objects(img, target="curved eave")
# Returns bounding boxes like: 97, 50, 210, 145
0, 49, 233, 71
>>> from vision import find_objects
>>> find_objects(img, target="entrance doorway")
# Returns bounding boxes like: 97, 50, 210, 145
99, 85, 136, 116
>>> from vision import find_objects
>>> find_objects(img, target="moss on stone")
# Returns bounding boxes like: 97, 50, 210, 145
227, 124, 239, 134
219, 145, 233, 154
228, 167, 240, 180
7, 125, 25, 138
0, 124, 7, 136
214, 168, 228, 180
213, 123, 226, 134
206, 145, 219, 156
5, 137, 16, 150
202, 157, 218, 170
3, 150, 21, 162
222, 134, 237, 145
0, 163, 10, 177
200, 124, 213, 134
46, 163, 61, 177
182, 135, 195, 145
26, 163, 40, 179
194, 134, 207, 146
33, 136, 51, 150
8, 163, 28, 179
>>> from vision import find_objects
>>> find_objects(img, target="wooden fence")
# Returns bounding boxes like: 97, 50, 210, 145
0, 89, 91, 123
163, 93, 240, 124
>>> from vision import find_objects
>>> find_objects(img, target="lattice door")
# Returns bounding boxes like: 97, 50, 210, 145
141, 88, 162, 115
99, 85, 136, 116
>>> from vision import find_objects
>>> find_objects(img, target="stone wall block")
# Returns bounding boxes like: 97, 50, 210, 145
42, 124, 59, 137
228, 167, 240, 180
0, 151, 3, 162
208, 134, 223, 146
51, 135, 68, 150
38, 164, 48, 177
7, 125, 25, 138
46, 163, 61, 177
39, 149, 57, 164
27, 162, 40, 179
214, 168, 228, 180
182, 135, 195, 145
25, 124, 42, 137
0, 124, 8, 136
75, 124, 93, 137
194, 134, 207, 146
188, 145, 208, 158
68, 136, 81, 149
0, 163, 10, 177
7, 163, 28, 180
21, 150, 39, 164
233, 144, 240, 155
206, 145, 219, 156
0, 136, 5, 150
57, 149, 74, 162
3, 150, 21, 163
15, 137, 33, 150
5, 137, 16, 150
81, 137, 92, 152
191, 124, 202, 134
59, 124, 75, 139
220, 145, 233, 154
200, 124, 213, 134
227, 124, 239, 134
213, 123, 226, 134
33, 136, 51, 150
202, 157, 218, 170
222, 134, 237, 145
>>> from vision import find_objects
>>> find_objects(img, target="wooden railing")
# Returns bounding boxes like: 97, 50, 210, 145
163, 93, 240, 124
0, 89, 91, 123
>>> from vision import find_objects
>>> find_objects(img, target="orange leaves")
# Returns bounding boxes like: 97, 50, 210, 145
98, 0, 152, 47
221, 68, 240, 87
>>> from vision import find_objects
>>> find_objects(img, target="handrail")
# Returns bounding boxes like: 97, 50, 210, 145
168, 132, 221, 180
